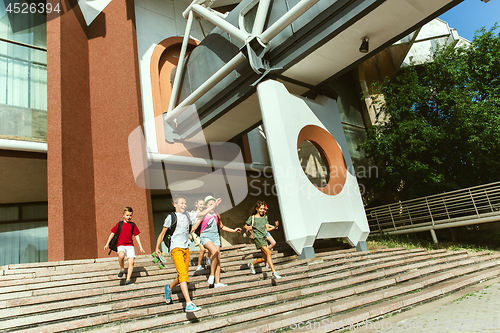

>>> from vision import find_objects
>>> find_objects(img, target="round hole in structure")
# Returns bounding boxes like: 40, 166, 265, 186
297, 140, 329, 188
297, 125, 348, 195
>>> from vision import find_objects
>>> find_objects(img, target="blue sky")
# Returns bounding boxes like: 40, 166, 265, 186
439, 0, 500, 41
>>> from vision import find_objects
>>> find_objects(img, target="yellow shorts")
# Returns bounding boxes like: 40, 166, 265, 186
170, 248, 190, 283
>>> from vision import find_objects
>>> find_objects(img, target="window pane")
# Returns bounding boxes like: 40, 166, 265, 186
0, 206, 18, 221
22, 205, 48, 220
0, 221, 48, 266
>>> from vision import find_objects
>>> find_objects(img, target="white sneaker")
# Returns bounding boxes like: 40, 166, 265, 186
206, 259, 211, 266
207, 275, 215, 286
272, 271, 282, 279
195, 265, 204, 272
214, 283, 227, 288
248, 263, 256, 274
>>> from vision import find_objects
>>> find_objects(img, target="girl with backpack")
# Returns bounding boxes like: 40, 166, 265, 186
245, 200, 281, 279
190, 196, 241, 288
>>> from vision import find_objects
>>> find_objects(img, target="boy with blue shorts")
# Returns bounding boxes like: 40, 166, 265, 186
155, 196, 220, 312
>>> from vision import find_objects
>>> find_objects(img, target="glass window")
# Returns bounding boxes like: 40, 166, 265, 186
0, 206, 18, 221
0, 221, 48, 266
22, 204, 48, 220
0, 3, 47, 140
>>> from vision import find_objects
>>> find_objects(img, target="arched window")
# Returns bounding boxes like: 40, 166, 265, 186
150, 38, 198, 153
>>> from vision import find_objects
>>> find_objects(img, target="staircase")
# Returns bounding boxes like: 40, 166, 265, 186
1, 244, 500, 332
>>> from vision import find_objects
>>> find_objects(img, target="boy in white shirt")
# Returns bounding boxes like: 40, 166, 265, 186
155, 196, 220, 312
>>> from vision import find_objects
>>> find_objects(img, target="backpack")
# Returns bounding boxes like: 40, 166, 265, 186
163, 212, 191, 251
108, 221, 135, 255
242, 216, 255, 242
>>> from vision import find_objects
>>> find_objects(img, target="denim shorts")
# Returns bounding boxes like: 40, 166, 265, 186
200, 232, 221, 247
265, 231, 271, 238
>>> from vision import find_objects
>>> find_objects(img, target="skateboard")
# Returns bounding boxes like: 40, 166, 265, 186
152, 252, 167, 269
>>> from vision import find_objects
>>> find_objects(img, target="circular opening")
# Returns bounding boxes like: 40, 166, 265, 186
297, 125, 348, 196
298, 140, 329, 188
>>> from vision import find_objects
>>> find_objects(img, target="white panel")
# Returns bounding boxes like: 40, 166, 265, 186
77, 0, 113, 26
257, 80, 369, 255
415, 18, 450, 41
282, 0, 455, 85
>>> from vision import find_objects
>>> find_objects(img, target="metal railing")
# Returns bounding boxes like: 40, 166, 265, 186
366, 181, 500, 235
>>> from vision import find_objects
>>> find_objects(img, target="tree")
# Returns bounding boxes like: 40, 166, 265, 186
359, 25, 500, 204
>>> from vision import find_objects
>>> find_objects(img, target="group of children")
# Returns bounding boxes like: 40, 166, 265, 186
103, 197, 282, 313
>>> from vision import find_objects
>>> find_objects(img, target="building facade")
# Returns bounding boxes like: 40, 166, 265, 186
0, 0, 469, 265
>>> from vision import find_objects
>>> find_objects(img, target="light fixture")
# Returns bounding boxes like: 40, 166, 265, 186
359, 37, 369, 53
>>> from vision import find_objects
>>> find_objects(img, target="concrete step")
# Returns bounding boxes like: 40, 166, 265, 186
0, 247, 433, 307
1, 246, 499, 332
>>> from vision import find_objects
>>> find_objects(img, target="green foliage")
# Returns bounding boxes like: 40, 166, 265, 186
360, 25, 500, 203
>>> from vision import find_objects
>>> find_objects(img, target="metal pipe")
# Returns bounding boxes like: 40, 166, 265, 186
0, 138, 47, 153
251, 0, 272, 37
259, 0, 320, 44
165, 52, 247, 123
148, 152, 271, 172
182, 0, 205, 19
191, 4, 250, 44
167, 10, 195, 114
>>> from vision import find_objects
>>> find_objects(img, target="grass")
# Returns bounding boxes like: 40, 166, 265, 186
367, 225, 500, 253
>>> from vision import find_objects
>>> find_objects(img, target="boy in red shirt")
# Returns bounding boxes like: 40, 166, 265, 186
104, 207, 145, 285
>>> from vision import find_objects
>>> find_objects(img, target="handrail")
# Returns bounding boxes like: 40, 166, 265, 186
366, 181, 500, 235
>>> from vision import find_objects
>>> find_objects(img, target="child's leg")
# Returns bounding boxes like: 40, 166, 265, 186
214, 246, 221, 283
252, 248, 267, 266
171, 248, 192, 303
197, 244, 205, 267
266, 235, 276, 251
118, 251, 126, 271
203, 242, 219, 279
179, 281, 191, 303
261, 246, 276, 272
126, 257, 135, 281
169, 277, 179, 290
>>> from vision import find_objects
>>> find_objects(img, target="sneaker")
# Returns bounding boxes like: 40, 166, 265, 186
185, 302, 201, 312
207, 275, 215, 286
206, 258, 211, 266
165, 285, 172, 304
272, 272, 282, 279
214, 283, 227, 288
125, 280, 134, 285
195, 265, 204, 272
248, 263, 256, 274
117, 270, 125, 278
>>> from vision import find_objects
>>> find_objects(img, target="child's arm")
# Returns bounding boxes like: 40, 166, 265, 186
195, 198, 222, 218
103, 233, 114, 251
155, 227, 168, 256
190, 218, 202, 234
135, 234, 145, 254
244, 215, 254, 230
220, 225, 242, 233
265, 221, 279, 232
